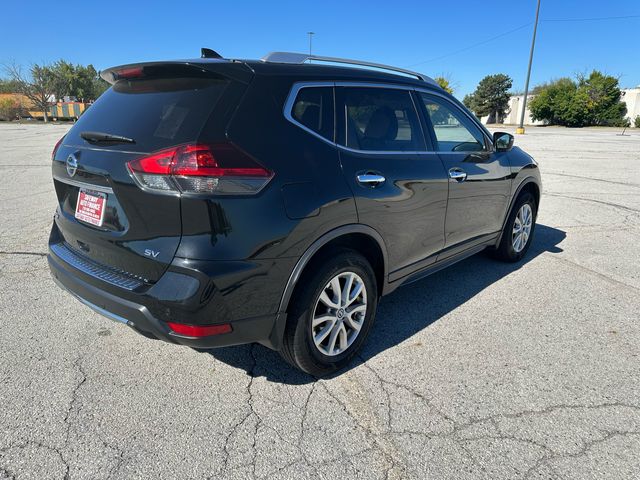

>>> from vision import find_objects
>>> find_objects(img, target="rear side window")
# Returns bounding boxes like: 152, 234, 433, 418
291, 87, 334, 141
340, 87, 425, 152
65, 77, 229, 152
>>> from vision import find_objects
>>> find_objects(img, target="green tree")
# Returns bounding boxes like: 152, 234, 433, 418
578, 71, 627, 126
529, 78, 578, 125
563, 87, 592, 127
464, 74, 513, 123
5, 62, 56, 122
529, 71, 627, 127
50, 61, 107, 101
0, 78, 21, 93
91, 71, 110, 99
434, 76, 454, 94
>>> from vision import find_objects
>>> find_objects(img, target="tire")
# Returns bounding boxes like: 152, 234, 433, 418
491, 191, 537, 262
281, 249, 378, 377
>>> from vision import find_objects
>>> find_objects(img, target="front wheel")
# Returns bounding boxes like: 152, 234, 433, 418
492, 192, 537, 262
280, 250, 378, 377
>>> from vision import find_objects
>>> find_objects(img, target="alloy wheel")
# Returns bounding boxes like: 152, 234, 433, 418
311, 271, 367, 356
512, 203, 533, 253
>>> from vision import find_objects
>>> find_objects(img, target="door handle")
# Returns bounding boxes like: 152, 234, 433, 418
448, 168, 467, 182
356, 173, 386, 187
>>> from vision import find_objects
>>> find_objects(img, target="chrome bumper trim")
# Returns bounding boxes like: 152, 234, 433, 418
53, 174, 114, 194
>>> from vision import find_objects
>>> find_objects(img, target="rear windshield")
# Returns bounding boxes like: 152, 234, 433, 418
65, 77, 229, 152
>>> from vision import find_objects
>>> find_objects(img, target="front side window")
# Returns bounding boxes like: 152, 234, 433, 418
420, 94, 487, 152
291, 87, 334, 141
340, 87, 425, 152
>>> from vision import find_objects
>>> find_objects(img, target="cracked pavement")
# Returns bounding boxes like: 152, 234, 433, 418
0, 123, 639, 479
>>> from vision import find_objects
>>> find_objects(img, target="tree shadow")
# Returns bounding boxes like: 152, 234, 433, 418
203, 224, 565, 385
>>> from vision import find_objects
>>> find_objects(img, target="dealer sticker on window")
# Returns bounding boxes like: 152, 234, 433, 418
75, 189, 106, 227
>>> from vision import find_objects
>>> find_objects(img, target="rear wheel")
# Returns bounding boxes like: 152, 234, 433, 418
492, 192, 537, 262
281, 250, 377, 377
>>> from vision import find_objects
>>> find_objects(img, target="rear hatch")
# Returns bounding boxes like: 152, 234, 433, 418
51, 61, 251, 284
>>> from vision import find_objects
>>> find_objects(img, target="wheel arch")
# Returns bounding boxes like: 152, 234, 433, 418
278, 225, 388, 314
266, 225, 388, 350
495, 177, 541, 247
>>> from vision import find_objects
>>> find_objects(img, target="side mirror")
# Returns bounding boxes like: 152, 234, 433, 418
493, 132, 514, 152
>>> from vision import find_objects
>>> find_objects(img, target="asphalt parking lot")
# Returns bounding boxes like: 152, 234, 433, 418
1, 123, 639, 480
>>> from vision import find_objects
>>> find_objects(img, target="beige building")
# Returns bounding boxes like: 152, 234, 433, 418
481, 87, 640, 127
621, 88, 640, 125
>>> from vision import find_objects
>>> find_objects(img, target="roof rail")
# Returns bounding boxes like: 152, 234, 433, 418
261, 52, 438, 86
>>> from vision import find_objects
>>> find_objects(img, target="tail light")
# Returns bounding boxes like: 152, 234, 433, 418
52, 135, 65, 161
114, 66, 144, 79
127, 143, 273, 195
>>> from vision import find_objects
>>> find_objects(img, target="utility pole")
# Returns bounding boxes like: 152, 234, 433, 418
517, 0, 541, 134
307, 32, 315, 55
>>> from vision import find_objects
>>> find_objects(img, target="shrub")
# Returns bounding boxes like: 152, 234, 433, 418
0, 97, 22, 121
528, 71, 627, 127
635, 115, 640, 128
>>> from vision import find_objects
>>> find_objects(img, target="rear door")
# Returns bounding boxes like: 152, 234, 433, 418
336, 85, 448, 279
51, 66, 241, 283
417, 92, 512, 251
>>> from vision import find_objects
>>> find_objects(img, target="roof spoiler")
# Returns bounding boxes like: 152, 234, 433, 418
100, 59, 253, 85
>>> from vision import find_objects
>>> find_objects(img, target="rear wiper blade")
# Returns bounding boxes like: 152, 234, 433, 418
80, 131, 136, 145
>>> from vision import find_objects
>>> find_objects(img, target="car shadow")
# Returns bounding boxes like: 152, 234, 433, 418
203, 224, 566, 385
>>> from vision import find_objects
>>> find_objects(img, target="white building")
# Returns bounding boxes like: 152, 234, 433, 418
481, 87, 640, 127
621, 88, 640, 125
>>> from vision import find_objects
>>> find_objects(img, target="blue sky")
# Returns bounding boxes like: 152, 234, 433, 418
2, 0, 639, 98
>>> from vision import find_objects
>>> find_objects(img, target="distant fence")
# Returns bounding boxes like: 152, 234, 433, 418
29, 102, 90, 120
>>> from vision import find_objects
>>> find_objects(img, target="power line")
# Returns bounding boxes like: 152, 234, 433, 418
405, 13, 639, 68
542, 14, 640, 22
406, 23, 532, 67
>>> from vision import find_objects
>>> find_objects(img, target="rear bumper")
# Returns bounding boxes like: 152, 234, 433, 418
48, 245, 288, 350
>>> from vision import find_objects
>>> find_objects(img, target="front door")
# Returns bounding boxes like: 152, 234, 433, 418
417, 93, 512, 251
336, 86, 449, 279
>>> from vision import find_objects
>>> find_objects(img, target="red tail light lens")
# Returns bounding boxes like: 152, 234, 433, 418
127, 143, 273, 195
167, 322, 232, 337
52, 135, 65, 161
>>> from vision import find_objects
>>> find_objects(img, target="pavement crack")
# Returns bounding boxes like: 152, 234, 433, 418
458, 401, 640, 430
544, 171, 640, 188
0, 251, 47, 257
63, 356, 88, 444
0, 441, 69, 479
217, 345, 260, 480
247, 345, 260, 480
544, 192, 640, 214
359, 356, 455, 429
320, 379, 407, 478
524, 430, 640, 478
545, 254, 640, 292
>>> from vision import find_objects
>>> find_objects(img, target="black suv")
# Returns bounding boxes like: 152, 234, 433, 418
48, 50, 541, 376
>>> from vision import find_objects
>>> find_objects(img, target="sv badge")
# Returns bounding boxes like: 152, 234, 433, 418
144, 249, 160, 258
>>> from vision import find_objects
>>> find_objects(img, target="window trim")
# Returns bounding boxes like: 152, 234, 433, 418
283, 81, 492, 155
283, 82, 336, 143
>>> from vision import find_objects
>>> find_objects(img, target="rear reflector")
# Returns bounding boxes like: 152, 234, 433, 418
127, 143, 273, 195
167, 322, 232, 337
